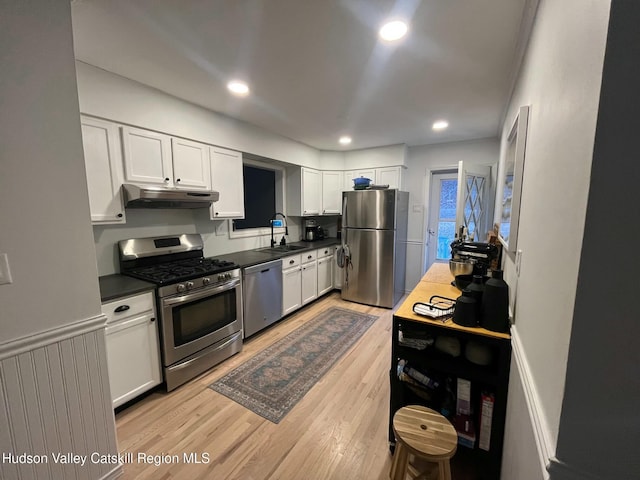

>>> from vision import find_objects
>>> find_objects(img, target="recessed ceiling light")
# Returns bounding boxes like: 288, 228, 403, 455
339, 136, 352, 145
432, 120, 449, 131
379, 20, 408, 42
227, 80, 250, 97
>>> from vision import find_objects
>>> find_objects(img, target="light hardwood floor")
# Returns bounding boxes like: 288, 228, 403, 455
115, 292, 396, 479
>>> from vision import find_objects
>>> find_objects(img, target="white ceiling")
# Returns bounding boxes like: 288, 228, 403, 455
70, 0, 531, 151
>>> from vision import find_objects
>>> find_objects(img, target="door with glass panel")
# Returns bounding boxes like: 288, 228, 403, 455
427, 172, 458, 268
455, 161, 493, 242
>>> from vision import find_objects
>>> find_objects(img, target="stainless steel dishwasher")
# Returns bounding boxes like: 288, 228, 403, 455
242, 259, 283, 338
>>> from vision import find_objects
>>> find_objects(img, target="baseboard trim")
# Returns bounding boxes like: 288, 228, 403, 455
510, 326, 555, 475
99, 464, 124, 480
0, 313, 107, 360
547, 457, 608, 480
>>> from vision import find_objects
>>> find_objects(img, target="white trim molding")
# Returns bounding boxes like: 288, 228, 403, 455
0, 314, 107, 361
511, 326, 555, 474
547, 458, 609, 480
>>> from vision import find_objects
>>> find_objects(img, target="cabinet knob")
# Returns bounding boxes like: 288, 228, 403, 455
117, 213, 123, 218
150, 317, 155, 322
215, 212, 219, 216
114, 305, 130, 313
176, 178, 181, 182
289, 260, 295, 264
308, 255, 312, 259
164, 177, 170, 182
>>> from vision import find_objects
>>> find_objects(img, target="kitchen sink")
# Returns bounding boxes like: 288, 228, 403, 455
257, 245, 308, 253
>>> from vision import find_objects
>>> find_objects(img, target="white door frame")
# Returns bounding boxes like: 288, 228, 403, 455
422, 164, 458, 277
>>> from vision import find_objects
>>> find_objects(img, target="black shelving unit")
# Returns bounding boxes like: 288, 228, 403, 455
389, 315, 512, 480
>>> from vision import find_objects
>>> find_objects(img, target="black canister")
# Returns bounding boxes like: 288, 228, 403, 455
452, 289, 479, 327
481, 269, 510, 333
467, 275, 485, 323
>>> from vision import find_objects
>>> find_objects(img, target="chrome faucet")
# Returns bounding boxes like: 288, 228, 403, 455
270, 212, 288, 248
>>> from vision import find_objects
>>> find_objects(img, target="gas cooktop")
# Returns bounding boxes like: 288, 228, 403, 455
126, 257, 238, 285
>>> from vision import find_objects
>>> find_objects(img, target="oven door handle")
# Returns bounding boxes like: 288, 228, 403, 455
163, 279, 240, 306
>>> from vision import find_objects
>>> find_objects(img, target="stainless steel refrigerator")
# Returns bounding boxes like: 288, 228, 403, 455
339, 189, 409, 308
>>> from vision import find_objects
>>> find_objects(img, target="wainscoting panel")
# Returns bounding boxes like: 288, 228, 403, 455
0, 322, 120, 480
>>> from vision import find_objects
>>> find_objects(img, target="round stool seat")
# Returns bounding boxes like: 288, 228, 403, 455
391, 405, 457, 480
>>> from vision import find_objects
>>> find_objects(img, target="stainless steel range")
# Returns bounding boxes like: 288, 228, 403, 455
118, 234, 242, 391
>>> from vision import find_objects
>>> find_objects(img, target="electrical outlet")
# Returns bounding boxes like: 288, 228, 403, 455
515, 249, 523, 277
0, 253, 13, 285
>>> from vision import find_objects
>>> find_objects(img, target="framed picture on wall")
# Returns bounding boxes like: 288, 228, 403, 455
497, 105, 529, 252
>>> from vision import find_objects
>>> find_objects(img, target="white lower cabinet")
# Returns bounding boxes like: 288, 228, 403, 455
281, 247, 337, 315
102, 292, 162, 408
317, 249, 334, 296
301, 260, 318, 305
282, 255, 302, 316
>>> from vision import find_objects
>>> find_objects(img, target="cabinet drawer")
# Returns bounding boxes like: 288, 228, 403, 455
282, 254, 302, 269
102, 291, 155, 325
317, 247, 333, 258
301, 250, 317, 263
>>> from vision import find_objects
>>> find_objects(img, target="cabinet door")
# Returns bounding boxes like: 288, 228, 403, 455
121, 126, 173, 186
81, 117, 126, 224
343, 171, 354, 191
210, 147, 245, 219
301, 261, 318, 305
282, 267, 302, 316
302, 168, 321, 215
171, 138, 211, 190
105, 313, 162, 408
317, 256, 334, 296
321, 171, 343, 215
354, 169, 376, 184
376, 166, 402, 189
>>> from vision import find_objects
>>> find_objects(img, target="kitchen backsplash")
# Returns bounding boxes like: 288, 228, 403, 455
93, 209, 337, 276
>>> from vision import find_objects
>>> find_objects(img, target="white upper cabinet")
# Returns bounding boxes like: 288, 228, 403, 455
121, 126, 173, 187
376, 166, 403, 189
343, 169, 376, 190
81, 116, 126, 224
321, 171, 343, 215
210, 147, 245, 219
171, 138, 211, 190
302, 168, 321, 215
287, 167, 321, 216
121, 126, 211, 190
343, 167, 403, 190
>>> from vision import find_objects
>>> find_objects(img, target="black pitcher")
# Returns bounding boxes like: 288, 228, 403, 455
480, 269, 510, 333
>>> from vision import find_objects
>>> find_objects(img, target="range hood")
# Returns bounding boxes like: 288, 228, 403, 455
122, 184, 219, 209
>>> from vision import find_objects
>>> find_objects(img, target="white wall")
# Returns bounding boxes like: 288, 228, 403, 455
0, 4, 100, 343
344, 143, 406, 169
496, 0, 611, 475
403, 138, 500, 289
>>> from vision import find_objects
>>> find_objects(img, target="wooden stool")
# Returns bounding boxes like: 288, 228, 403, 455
390, 405, 457, 480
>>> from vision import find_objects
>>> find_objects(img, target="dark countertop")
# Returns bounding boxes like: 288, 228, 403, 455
98, 238, 340, 301
215, 238, 340, 269
99, 274, 156, 303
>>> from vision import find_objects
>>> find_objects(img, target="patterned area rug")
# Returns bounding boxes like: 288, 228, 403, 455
209, 307, 378, 423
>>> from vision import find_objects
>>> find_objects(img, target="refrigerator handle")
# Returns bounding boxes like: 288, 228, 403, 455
341, 193, 348, 247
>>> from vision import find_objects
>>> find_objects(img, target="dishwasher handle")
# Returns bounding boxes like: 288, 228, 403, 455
243, 259, 283, 276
